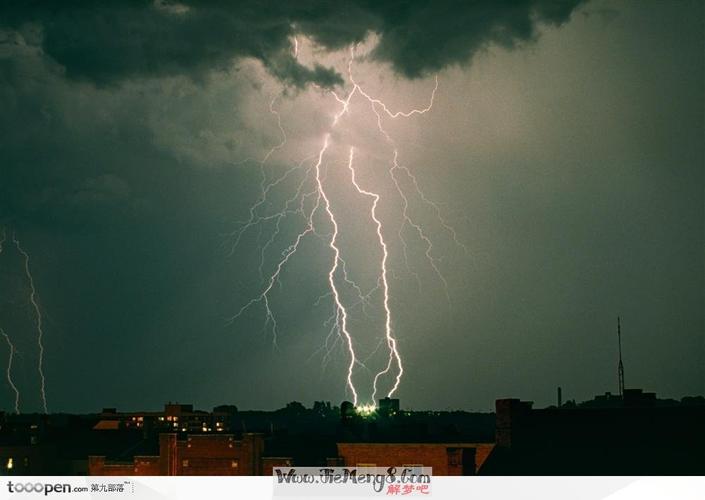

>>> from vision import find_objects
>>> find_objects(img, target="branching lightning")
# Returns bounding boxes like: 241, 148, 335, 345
0, 230, 18, 414
346, 147, 402, 401
229, 42, 465, 408
315, 136, 360, 405
0, 329, 20, 414
12, 232, 48, 413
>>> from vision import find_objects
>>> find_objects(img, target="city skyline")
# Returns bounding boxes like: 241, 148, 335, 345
0, 0, 703, 414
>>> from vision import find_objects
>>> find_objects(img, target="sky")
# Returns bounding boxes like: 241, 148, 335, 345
0, 0, 702, 413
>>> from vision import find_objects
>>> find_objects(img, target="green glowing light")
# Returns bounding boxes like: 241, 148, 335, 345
355, 404, 376, 417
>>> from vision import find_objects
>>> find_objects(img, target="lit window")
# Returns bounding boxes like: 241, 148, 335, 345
6, 458, 13, 470
231, 461, 238, 468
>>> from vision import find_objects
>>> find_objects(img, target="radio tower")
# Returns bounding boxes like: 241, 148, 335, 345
617, 316, 625, 397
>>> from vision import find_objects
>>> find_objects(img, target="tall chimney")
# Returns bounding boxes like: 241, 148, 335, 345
618, 316, 625, 397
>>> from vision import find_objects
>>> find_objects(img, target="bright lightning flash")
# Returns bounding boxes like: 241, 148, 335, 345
229, 42, 465, 409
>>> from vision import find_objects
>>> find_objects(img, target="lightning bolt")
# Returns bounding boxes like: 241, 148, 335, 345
226, 97, 319, 348
12, 232, 48, 414
333, 46, 465, 304
332, 46, 463, 401
0, 229, 18, 414
346, 147, 403, 401
314, 136, 360, 404
229, 42, 465, 408
228, 94, 289, 255
0, 329, 20, 414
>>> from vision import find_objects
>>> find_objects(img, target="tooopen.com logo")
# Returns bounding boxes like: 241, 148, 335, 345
7, 481, 88, 496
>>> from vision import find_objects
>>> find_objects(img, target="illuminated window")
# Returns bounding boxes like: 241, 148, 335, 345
231, 461, 238, 468
182, 460, 189, 467
6, 458, 13, 470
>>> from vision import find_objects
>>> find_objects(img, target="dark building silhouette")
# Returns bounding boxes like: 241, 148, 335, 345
378, 397, 400, 417
480, 392, 705, 475
1, 391, 703, 476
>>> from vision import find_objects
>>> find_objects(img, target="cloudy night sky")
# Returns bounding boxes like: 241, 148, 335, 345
0, 0, 702, 414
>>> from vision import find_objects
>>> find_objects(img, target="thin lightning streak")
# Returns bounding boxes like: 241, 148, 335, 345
12, 232, 48, 413
0, 329, 20, 414
395, 163, 468, 254
226, 184, 320, 349
313, 273, 381, 370
330, 46, 437, 123
256, 154, 316, 280
0, 229, 18, 414
346, 148, 403, 401
227, 133, 359, 395
228, 94, 289, 253
390, 154, 451, 304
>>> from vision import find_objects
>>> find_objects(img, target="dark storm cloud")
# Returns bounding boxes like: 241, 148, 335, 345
351, 0, 588, 77
0, 0, 585, 86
